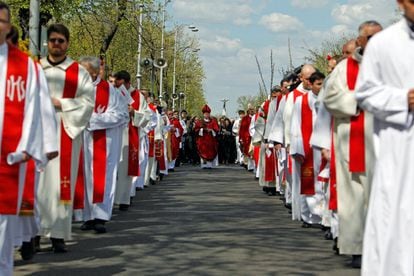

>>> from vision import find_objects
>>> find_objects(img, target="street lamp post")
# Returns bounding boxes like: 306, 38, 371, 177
136, 2, 144, 89
29, 0, 40, 57
158, 0, 171, 99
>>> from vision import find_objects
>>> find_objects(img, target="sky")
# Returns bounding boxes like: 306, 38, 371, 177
168, 0, 399, 117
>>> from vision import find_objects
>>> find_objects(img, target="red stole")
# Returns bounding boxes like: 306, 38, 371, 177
92, 80, 110, 203
264, 148, 276, 182
19, 160, 36, 215
148, 104, 157, 158
347, 57, 365, 173
60, 62, 79, 203
74, 149, 85, 209
329, 122, 338, 210
300, 94, 315, 195
155, 140, 166, 170
171, 118, 183, 161
128, 89, 141, 176
0, 46, 29, 214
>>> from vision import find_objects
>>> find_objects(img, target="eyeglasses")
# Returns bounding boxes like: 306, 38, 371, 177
49, 38, 66, 44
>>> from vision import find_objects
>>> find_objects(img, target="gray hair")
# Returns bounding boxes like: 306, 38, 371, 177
358, 20, 382, 33
79, 56, 101, 72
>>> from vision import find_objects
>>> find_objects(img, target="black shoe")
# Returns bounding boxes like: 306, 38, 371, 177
168, 169, 175, 172
333, 238, 339, 255
119, 204, 129, 211
324, 230, 333, 240
159, 174, 164, 181
20, 240, 35, 260
268, 187, 277, 196
351, 255, 362, 268
150, 179, 156, 185
80, 220, 95, 231
135, 187, 143, 191
284, 203, 292, 210
262, 187, 269, 193
51, 238, 67, 253
34, 236, 41, 253
301, 222, 312, 228
93, 220, 107, 234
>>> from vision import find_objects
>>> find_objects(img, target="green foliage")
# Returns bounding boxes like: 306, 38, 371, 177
7, 0, 205, 117
304, 35, 352, 75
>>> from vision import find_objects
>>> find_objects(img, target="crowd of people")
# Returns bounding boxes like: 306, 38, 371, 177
229, 2, 414, 274
1, 0, 414, 275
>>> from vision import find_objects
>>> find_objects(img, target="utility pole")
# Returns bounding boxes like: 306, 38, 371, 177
136, 2, 144, 89
159, 0, 169, 99
29, 0, 40, 57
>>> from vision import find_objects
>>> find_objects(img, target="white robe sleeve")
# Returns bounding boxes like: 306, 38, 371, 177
310, 83, 332, 150
14, 59, 46, 166
268, 97, 286, 144
132, 93, 152, 128
323, 60, 358, 118
249, 116, 255, 137
263, 99, 277, 140
37, 63, 58, 155
289, 97, 304, 157
283, 93, 295, 147
232, 118, 240, 136
88, 84, 130, 131
154, 111, 163, 140
355, 38, 412, 126
60, 66, 95, 139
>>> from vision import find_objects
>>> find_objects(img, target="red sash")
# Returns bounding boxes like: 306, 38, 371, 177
148, 103, 157, 158
19, 160, 36, 215
264, 147, 276, 182
92, 80, 110, 203
128, 89, 141, 176
347, 57, 365, 173
0, 46, 29, 214
317, 157, 329, 183
74, 149, 85, 209
329, 121, 338, 210
60, 62, 79, 203
300, 94, 315, 195
155, 140, 166, 170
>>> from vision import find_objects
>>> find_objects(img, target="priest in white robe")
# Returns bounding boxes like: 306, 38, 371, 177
0, 5, 53, 271
37, 23, 94, 253
355, 10, 414, 275
290, 71, 326, 227
283, 65, 315, 221
132, 90, 157, 190
78, 57, 129, 233
324, 21, 382, 268
114, 70, 151, 211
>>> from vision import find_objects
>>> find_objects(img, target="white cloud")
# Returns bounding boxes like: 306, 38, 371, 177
259, 13, 303, 33
172, 0, 255, 26
291, 0, 329, 9
200, 36, 242, 56
332, 0, 399, 28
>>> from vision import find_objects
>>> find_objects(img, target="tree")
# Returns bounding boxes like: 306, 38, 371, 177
304, 35, 352, 75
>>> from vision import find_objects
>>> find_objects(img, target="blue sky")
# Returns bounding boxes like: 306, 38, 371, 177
168, 0, 399, 117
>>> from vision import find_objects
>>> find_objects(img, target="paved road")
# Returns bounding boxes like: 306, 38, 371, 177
14, 165, 359, 276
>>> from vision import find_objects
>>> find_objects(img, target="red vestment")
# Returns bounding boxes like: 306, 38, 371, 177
194, 118, 219, 161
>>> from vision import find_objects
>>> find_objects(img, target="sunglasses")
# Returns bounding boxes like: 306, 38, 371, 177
49, 38, 66, 44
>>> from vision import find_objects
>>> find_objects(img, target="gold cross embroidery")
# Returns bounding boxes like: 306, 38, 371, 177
61, 176, 70, 188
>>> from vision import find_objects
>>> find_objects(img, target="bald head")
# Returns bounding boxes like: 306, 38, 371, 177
342, 39, 357, 58
301, 64, 316, 90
